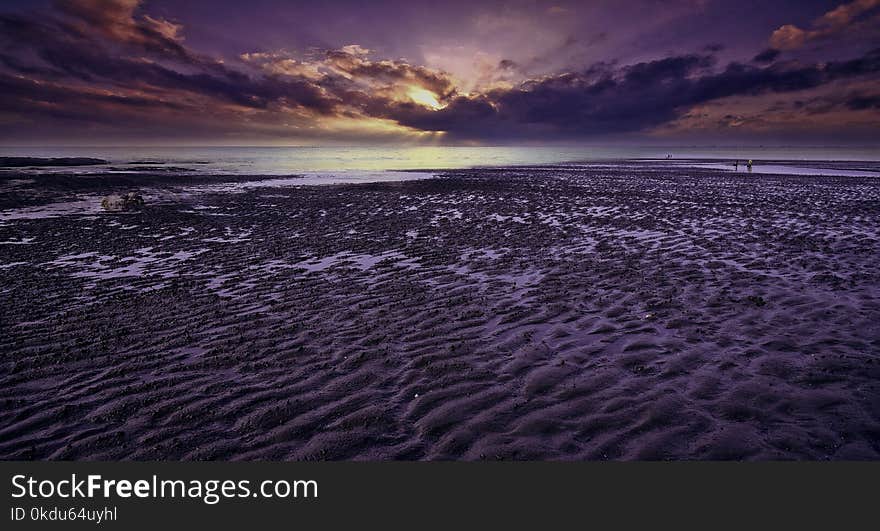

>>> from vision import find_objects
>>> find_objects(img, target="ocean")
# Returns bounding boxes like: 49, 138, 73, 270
2, 145, 879, 179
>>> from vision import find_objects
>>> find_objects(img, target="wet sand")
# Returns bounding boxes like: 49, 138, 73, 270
1, 165, 879, 460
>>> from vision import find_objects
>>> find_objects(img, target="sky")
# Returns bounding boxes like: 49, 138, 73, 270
0, 0, 878, 145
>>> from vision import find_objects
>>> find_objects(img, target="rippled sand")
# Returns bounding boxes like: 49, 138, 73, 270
1, 166, 879, 460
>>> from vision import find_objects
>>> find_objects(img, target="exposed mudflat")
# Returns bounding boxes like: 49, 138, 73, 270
1, 166, 879, 460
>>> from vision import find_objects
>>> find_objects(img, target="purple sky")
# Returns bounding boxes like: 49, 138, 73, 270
1, 0, 879, 145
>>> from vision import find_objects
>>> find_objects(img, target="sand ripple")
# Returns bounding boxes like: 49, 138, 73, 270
1, 168, 879, 459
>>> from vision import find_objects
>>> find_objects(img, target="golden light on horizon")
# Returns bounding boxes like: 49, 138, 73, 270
407, 87, 443, 110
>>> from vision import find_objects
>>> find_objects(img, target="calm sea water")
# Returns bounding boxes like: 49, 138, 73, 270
1, 145, 878, 178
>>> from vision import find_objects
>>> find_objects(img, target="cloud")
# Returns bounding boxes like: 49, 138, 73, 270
0, 1, 464, 141
55, 0, 190, 60
770, 0, 880, 50
324, 49, 457, 98
0, 0, 878, 143
378, 49, 880, 139
0, 5, 339, 114
845, 94, 880, 109
241, 45, 458, 98
239, 45, 460, 116
753, 48, 781, 64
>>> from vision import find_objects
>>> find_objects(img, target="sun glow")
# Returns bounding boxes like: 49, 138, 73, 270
407, 87, 443, 110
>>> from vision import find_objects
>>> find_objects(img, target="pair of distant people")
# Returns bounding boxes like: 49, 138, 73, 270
665, 155, 752, 171
734, 160, 753, 172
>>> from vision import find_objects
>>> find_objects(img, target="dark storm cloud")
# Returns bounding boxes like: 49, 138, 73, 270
1, 0, 879, 142
753, 48, 782, 63
0, 7, 338, 114
789, 86, 880, 114
0, 1, 467, 137
0, 72, 191, 128
846, 94, 880, 109
381, 49, 880, 139
55, 0, 193, 61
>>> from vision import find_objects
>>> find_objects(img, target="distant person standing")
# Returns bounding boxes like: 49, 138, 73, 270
747, 159, 753, 172
734, 160, 738, 171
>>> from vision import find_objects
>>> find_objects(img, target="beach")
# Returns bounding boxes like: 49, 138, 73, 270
1, 163, 879, 460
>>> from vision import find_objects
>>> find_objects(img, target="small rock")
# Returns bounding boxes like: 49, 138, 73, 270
102, 192, 144, 212
746, 295, 766, 307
